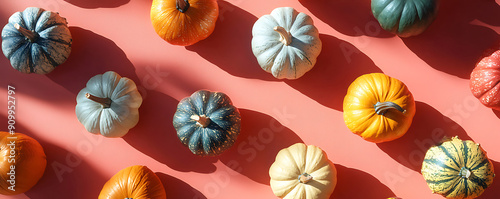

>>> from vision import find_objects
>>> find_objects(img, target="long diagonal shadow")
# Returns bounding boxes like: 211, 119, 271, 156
63, 0, 130, 9
377, 101, 472, 172
299, 0, 394, 38
331, 164, 396, 198
46, 27, 142, 95
25, 140, 107, 198
186, 1, 278, 81
479, 160, 500, 198
402, 0, 500, 79
285, 34, 382, 110
155, 172, 207, 199
219, 109, 304, 185
123, 90, 218, 173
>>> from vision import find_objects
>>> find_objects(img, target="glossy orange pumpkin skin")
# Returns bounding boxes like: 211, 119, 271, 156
151, 0, 219, 46
0, 131, 46, 195
470, 49, 500, 110
343, 73, 416, 143
98, 165, 166, 199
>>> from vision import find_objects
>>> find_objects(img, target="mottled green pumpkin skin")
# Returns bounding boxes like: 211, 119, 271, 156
1, 7, 72, 74
421, 137, 495, 199
173, 90, 241, 156
371, 0, 439, 37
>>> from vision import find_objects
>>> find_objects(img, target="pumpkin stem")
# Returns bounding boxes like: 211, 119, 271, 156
459, 167, 472, 179
374, 101, 406, 116
176, 0, 190, 13
273, 26, 292, 46
298, 173, 313, 184
191, 115, 211, 128
14, 23, 38, 42
86, 93, 112, 108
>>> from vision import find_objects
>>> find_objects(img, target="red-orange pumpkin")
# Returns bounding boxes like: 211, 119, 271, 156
98, 165, 166, 199
0, 131, 46, 195
151, 0, 219, 46
470, 49, 500, 110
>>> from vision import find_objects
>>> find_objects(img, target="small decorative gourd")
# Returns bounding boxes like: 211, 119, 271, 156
371, 0, 439, 37
251, 7, 322, 79
269, 143, 337, 199
343, 73, 416, 143
421, 136, 495, 199
75, 71, 143, 138
98, 165, 166, 199
151, 0, 219, 46
470, 49, 500, 110
0, 131, 46, 195
173, 90, 241, 156
1, 7, 72, 74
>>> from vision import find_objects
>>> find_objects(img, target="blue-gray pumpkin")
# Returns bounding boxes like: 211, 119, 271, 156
1, 7, 72, 74
371, 0, 439, 37
173, 90, 241, 156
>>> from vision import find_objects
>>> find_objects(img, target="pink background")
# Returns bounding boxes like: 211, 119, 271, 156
1, 0, 500, 198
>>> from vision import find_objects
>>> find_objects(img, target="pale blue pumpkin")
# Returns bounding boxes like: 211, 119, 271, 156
1, 7, 72, 74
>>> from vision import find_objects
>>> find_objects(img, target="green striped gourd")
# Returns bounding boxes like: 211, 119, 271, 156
421, 136, 495, 199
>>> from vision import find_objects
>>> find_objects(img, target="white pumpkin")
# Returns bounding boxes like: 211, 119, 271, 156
269, 143, 337, 199
251, 7, 322, 80
75, 71, 143, 138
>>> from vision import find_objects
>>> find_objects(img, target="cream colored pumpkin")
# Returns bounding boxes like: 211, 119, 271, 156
269, 143, 337, 199
251, 7, 322, 80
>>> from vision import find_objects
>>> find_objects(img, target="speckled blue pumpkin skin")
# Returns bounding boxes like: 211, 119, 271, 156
173, 90, 241, 156
1, 7, 72, 74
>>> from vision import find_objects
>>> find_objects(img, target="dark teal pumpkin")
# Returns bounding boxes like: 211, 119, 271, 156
1, 7, 72, 74
371, 0, 439, 37
173, 90, 241, 156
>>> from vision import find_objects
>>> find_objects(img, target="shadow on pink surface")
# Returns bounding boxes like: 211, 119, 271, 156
377, 101, 472, 172
25, 140, 107, 198
186, 1, 278, 81
299, 0, 394, 38
63, 0, 130, 9
46, 27, 141, 95
0, 115, 105, 198
155, 172, 207, 199
124, 90, 218, 174
285, 34, 382, 110
219, 109, 303, 185
402, 0, 500, 79
493, 109, 500, 119
479, 160, 500, 198
331, 164, 395, 199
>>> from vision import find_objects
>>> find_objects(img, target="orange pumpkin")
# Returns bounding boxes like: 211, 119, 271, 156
343, 73, 416, 143
98, 165, 166, 199
0, 131, 46, 195
151, 0, 219, 46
